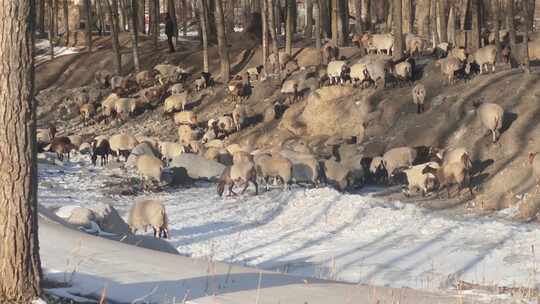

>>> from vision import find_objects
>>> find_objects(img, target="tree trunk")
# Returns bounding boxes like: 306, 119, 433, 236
53, 0, 58, 37
386, 0, 393, 33
268, 0, 280, 74
128, 0, 141, 71
339, 0, 348, 45
292, 0, 297, 33
492, 0, 501, 60
393, 0, 403, 59
403, 0, 412, 33
85, 0, 92, 52
430, 0, 439, 46
153, 0, 160, 49
305, 0, 314, 39
275, 0, 282, 35
39, 0, 46, 33
316, 0, 322, 62
118, 0, 127, 31
523, 0, 530, 72
49, 0, 55, 59
0, 1, 43, 302
168, 0, 178, 40
320, 0, 331, 38
106, 0, 122, 74
63, 0, 69, 46
416, 0, 430, 37
438, 0, 448, 42
460, 0, 468, 30
139, 0, 146, 34
331, 0, 338, 45
243, 0, 250, 31
262, 0, 269, 70
507, 0, 516, 47
200, 0, 209, 73
448, 5, 456, 45
355, 0, 363, 34
182, 0, 188, 36
96, 0, 105, 35
285, 0, 293, 54
216, 0, 230, 81
471, 0, 480, 50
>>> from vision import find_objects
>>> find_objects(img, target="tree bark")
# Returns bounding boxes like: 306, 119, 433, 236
39, 0, 46, 33
262, 0, 269, 70
305, 0, 314, 39
242, 0, 250, 31
471, 0, 480, 50
507, 0, 516, 47
492, 0, 501, 60
168, 0, 178, 39
200, 0, 210, 73
448, 5, 456, 45
438, 0, 448, 42
53, 0, 58, 37
523, 0, 530, 72
460, 0, 468, 30
85, 0, 92, 52
320, 0, 331, 38
139, 0, 146, 34
430, 0, 439, 46
153, 0, 160, 49
416, 0, 430, 37
355, 0, 363, 34
275, 0, 282, 35
403, 0, 412, 33
118, 0, 127, 31
182, 0, 188, 36
49, 0, 55, 59
0, 1, 43, 302
393, 0, 403, 59
216, 0, 230, 81
63, 0, 69, 46
331, 0, 339, 45
285, 0, 293, 54
339, 0, 348, 45
316, 0, 322, 63
128, 0, 141, 71
268, 0, 280, 74
106, 0, 122, 74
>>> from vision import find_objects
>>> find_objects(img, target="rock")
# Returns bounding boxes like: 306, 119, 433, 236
170, 153, 225, 181
57, 206, 96, 229
126, 142, 161, 168
91, 204, 130, 235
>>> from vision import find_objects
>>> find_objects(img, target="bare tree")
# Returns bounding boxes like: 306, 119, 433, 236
393, 0, 403, 59
430, 0, 439, 46
471, 0, 480, 49
305, 0, 313, 39
85, 0, 92, 52
331, 0, 338, 45
403, 0, 412, 33
216, 0, 230, 81
316, 0, 322, 63
275, 0, 282, 35
139, 0, 146, 34
285, 0, 293, 54
262, 0, 269, 70
355, 0, 363, 34
268, 0, 280, 74
200, 0, 210, 72
182, 0, 188, 36
128, 0, 141, 71
0, 1, 43, 302
106, 0, 122, 74
523, 0, 530, 73
507, 0, 516, 47
438, 0, 448, 42
39, 0, 46, 33
63, 0, 69, 46
49, 0, 55, 59
168, 0, 178, 38
492, 0, 501, 60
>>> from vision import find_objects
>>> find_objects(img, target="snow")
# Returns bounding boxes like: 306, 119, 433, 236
35, 39, 82, 64
38, 154, 540, 296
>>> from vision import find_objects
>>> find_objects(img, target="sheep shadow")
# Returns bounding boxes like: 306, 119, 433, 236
470, 159, 494, 176
244, 113, 264, 128
501, 111, 518, 135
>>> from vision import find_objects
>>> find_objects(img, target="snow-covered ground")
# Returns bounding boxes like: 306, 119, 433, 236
38, 154, 540, 294
35, 39, 82, 64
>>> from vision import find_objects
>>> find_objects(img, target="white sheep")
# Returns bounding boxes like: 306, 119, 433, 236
135, 70, 154, 88
350, 63, 372, 88
232, 104, 246, 132
437, 147, 473, 169
278, 149, 321, 186
68, 135, 83, 149
412, 83, 426, 114
365, 34, 394, 55
218, 116, 235, 135
423, 154, 473, 198
109, 134, 139, 161
254, 153, 293, 191
405, 34, 425, 57
229, 159, 259, 195
382, 146, 418, 182
110, 75, 124, 91
164, 92, 190, 113
79, 103, 95, 125
173, 111, 198, 126
323, 159, 350, 191
169, 83, 185, 95
136, 154, 164, 187
114, 98, 138, 119
402, 161, 440, 197
393, 61, 412, 85
477, 102, 504, 143
128, 199, 169, 239
177, 125, 201, 144
158, 141, 185, 163
469, 45, 497, 74
436, 57, 463, 85
327, 60, 348, 85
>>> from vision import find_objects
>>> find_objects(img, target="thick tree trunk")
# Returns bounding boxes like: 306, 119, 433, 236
106, 0, 122, 74
492, 0, 501, 59
285, 0, 293, 54
49, 0, 55, 59
63, 0, 69, 46
355, 0, 363, 34
118, 0, 127, 31
96, 0, 105, 35
416, 0, 430, 37
275, 0, 282, 35
268, 0, 280, 74
305, 0, 314, 39
216, 0, 230, 81
0, 1, 43, 302
331, 0, 339, 45
128, 0, 141, 71
430, 0, 439, 46
320, 0, 331, 38
138, 0, 146, 34
460, 0, 468, 30
243, 0, 250, 31
448, 6, 456, 45
471, 0, 480, 50
39, 0, 46, 33
339, 0, 348, 45
182, 0, 188, 36
53, 0, 58, 37
386, 0, 393, 33
393, 0, 403, 59
200, 0, 209, 72
438, 0, 448, 42
523, 0, 530, 72
507, 0, 516, 47
262, 0, 269, 69
153, 0, 160, 49
403, 0, 412, 33
168, 0, 178, 39
85, 0, 92, 52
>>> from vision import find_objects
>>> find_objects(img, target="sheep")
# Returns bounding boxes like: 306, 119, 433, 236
109, 134, 139, 161
94, 135, 109, 147
254, 153, 293, 191
201, 128, 218, 143
153, 64, 182, 79
194, 77, 207, 92
164, 91, 190, 113
402, 162, 440, 197
95, 69, 113, 88
246, 65, 264, 81
406, 34, 425, 57
110, 75, 124, 92
91, 139, 112, 166
436, 147, 473, 170
114, 98, 138, 119
412, 83, 426, 114
101, 93, 121, 118
436, 57, 463, 85
217, 115, 236, 136
501, 45, 511, 65
79, 103, 95, 126
68, 135, 83, 149
278, 149, 321, 187
217, 161, 258, 196
49, 137, 76, 161
178, 125, 201, 144
139, 85, 165, 107
128, 199, 169, 239
135, 70, 155, 88
37, 124, 57, 145
363, 59, 389, 88
228, 81, 251, 103
173, 111, 198, 126
280, 79, 300, 104
232, 104, 247, 132
323, 159, 350, 192
201, 72, 214, 88
468, 45, 497, 74
158, 141, 185, 164
349, 63, 373, 89
422, 153, 473, 198
327, 60, 350, 85
476, 102, 504, 143
382, 146, 418, 183
433, 42, 450, 59
393, 61, 413, 86
363, 33, 394, 55
136, 154, 164, 188
369, 156, 387, 184
322, 41, 340, 64
78, 142, 92, 154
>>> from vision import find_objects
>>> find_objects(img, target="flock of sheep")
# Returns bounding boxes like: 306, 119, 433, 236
36, 28, 524, 239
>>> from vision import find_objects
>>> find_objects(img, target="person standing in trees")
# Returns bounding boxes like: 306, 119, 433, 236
165, 13, 175, 52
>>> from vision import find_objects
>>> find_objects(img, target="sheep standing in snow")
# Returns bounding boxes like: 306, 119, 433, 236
136, 154, 164, 189
158, 141, 185, 164
412, 83, 426, 114
381, 146, 419, 183
475, 102, 504, 143
217, 161, 259, 196
128, 199, 169, 239
91, 139, 112, 166
109, 134, 139, 161
49, 137, 76, 161
322, 159, 350, 192
402, 162, 440, 197
254, 153, 293, 191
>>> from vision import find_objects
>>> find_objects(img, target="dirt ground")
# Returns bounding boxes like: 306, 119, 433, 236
35, 30, 540, 222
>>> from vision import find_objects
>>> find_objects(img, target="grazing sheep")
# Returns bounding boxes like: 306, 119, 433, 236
363, 33, 394, 55
158, 141, 185, 164
382, 146, 418, 183
153, 64, 182, 79
436, 147, 473, 170
281, 79, 300, 104
37, 124, 57, 146
128, 200, 169, 239
173, 111, 198, 126
422, 154, 473, 198
136, 154, 164, 187
278, 149, 321, 186
323, 159, 350, 192
254, 153, 293, 191
49, 137, 76, 161
350, 63, 373, 88
114, 98, 138, 119
101, 93, 121, 118
169, 83, 185, 95
232, 104, 247, 132
164, 92, 190, 113
369, 156, 387, 184
412, 83, 426, 114
228, 81, 251, 103
402, 162, 440, 197
227, 160, 259, 196
246, 65, 264, 81
468, 45, 497, 74
436, 57, 463, 85
109, 134, 139, 161
327, 60, 350, 85
475, 102, 504, 143
433, 42, 450, 59
79, 103, 95, 125
393, 61, 413, 86
217, 116, 236, 136
91, 139, 112, 166
406, 34, 425, 57
177, 125, 201, 144
135, 70, 155, 88
68, 135, 83, 149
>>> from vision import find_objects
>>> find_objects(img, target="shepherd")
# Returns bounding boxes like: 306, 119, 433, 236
165, 13, 175, 53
